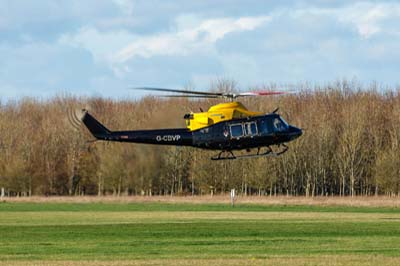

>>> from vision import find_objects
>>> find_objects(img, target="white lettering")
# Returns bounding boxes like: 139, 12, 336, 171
156, 135, 181, 142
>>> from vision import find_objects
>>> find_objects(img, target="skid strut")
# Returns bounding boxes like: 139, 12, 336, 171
211, 144, 289, 160
211, 150, 236, 160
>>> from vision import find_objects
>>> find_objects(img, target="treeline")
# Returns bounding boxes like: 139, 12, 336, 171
1, 80, 400, 197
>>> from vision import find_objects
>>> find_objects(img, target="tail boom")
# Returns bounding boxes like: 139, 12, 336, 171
81, 110, 193, 146
111, 129, 193, 146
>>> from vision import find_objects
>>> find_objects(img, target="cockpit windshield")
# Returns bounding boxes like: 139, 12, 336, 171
280, 117, 289, 128
273, 117, 289, 132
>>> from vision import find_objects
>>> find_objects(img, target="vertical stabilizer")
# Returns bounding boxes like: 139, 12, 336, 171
80, 110, 111, 138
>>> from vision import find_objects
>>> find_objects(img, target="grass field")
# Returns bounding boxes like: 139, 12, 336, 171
1, 198, 400, 265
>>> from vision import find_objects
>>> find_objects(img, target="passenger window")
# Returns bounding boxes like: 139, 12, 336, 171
200, 128, 209, 134
250, 122, 257, 135
244, 122, 257, 136
230, 124, 243, 138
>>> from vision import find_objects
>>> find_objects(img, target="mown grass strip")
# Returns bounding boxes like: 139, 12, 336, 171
1, 202, 400, 264
1, 202, 400, 213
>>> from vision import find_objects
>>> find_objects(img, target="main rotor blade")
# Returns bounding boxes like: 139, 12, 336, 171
157, 95, 220, 98
238, 90, 293, 97
131, 86, 295, 100
131, 87, 223, 97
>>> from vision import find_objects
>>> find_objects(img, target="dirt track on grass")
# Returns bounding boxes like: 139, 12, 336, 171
2, 195, 400, 207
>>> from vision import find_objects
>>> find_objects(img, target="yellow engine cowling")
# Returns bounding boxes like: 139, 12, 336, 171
185, 102, 262, 131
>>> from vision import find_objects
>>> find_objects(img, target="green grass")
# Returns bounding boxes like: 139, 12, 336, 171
0, 202, 400, 264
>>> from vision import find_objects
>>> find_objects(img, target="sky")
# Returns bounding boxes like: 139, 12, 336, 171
1, 0, 400, 99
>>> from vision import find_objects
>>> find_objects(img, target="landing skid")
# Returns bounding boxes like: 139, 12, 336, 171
211, 144, 288, 161
211, 150, 236, 160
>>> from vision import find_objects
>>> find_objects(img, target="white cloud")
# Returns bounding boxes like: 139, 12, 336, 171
58, 26, 135, 63
114, 15, 271, 63
336, 3, 398, 38
294, 2, 400, 38
56, 15, 271, 78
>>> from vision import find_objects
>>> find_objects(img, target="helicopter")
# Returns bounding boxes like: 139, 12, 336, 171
74, 87, 302, 160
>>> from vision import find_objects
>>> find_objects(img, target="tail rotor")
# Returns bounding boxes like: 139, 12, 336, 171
67, 108, 88, 131
67, 108, 81, 131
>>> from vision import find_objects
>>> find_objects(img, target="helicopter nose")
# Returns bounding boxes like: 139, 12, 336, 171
289, 126, 303, 140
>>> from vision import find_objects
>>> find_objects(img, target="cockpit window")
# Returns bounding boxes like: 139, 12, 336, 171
273, 117, 288, 132
258, 119, 270, 134
280, 117, 289, 128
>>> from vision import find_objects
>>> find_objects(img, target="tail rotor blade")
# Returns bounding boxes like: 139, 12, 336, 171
67, 108, 81, 131
67, 108, 87, 131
